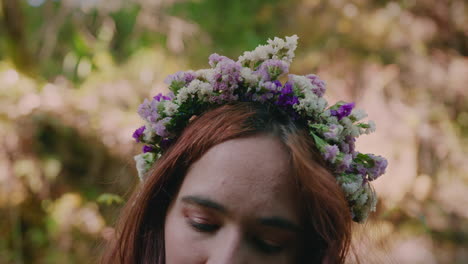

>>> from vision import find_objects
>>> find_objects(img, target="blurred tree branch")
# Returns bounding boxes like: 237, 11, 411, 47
1, 0, 36, 76
38, 0, 72, 61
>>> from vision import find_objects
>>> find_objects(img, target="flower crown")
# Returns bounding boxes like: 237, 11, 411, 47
132, 35, 387, 222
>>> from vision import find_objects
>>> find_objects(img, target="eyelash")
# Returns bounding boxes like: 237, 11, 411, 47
251, 236, 284, 254
188, 220, 219, 233
187, 218, 284, 254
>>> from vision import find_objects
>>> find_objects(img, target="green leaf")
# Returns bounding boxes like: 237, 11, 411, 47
355, 153, 375, 168
310, 131, 328, 149
309, 123, 328, 132
168, 81, 186, 93
96, 193, 124, 206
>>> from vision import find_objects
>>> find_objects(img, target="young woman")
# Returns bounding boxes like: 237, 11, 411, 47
102, 36, 387, 263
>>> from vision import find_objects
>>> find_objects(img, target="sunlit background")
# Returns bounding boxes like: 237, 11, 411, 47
1, 0, 467, 263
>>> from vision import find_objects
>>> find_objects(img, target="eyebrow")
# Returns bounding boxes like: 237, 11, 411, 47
181, 195, 228, 213
181, 195, 300, 233
258, 217, 301, 233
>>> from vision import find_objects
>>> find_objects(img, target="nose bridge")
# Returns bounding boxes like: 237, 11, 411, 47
207, 227, 249, 264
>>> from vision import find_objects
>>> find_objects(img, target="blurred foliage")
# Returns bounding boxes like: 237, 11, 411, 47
0, 0, 467, 263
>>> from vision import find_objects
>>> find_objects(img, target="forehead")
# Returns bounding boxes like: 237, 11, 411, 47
177, 134, 300, 218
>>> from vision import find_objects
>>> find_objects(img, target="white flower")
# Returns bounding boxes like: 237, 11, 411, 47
355, 192, 368, 206
293, 93, 327, 116
196, 82, 214, 101
240, 67, 260, 86
195, 69, 215, 82
134, 152, 156, 181
143, 123, 156, 142
237, 35, 298, 67
339, 174, 363, 196
351, 108, 368, 121
317, 97, 328, 111
342, 181, 361, 195
176, 80, 200, 104
365, 120, 376, 134
164, 101, 179, 116
289, 74, 313, 94
341, 117, 361, 137
267, 35, 298, 63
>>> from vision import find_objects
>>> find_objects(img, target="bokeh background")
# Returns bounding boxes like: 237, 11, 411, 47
1, 0, 467, 263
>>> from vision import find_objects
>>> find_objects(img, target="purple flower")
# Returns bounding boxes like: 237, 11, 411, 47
276, 81, 299, 107
353, 154, 388, 181
340, 136, 356, 155
336, 154, 353, 172
282, 81, 293, 94
212, 59, 241, 91
132, 126, 146, 142
323, 145, 339, 163
306, 74, 326, 97
209, 57, 242, 103
261, 81, 282, 92
255, 59, 289, 81
330, 102, 355, 120
208, 53, 231, 67
153, 93, 172, 102
367, 155, 388, 181
324, 124, 341, 141
138, 99, 160, 123
160, 138, 173, 150
164, 71, 195, 92
355, 164, 367, 177
273, 80, 282, 88
164, 71, 195, 85
142, 145, 155, 153
152, 117, 172, 137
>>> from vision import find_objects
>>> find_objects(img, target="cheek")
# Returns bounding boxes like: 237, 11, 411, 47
164, 208, 206, 263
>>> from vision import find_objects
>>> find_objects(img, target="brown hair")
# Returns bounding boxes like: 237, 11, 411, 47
102, 102, 352, 263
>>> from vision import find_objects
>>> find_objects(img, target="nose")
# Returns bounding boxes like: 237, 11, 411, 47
206, 228, 250, 264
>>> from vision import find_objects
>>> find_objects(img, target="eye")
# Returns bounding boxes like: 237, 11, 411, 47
187, 217, 219, 233
251, 236, 284, 254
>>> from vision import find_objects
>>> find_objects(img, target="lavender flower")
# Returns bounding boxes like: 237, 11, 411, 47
256, 59, 289, 81
209, 53, 230, 67
165, 71, 195, 92
138, 99, 160, 123
153, 93, 172, 102
261, 80, 282, 92
152, 117, 172, 137
323, 145, 339, 163
339, 136, 356, 154
367, 154, 388, 180
164, 71, 195, 84
330, 102, 355, 120
336, 154, 353, 172
323, 124, 343, 141
132, 126, 146, 142
209, 57, 242, 103
306, 74, 326, 97
212, 59, 241, 91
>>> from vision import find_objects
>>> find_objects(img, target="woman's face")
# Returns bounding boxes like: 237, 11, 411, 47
164, 135, 303, 264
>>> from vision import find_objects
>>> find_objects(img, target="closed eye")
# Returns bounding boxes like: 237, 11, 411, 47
188, 219, 219, 233
251, 236, 284, 254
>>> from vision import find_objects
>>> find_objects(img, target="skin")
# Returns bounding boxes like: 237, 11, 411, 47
164, 134, 304, 264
